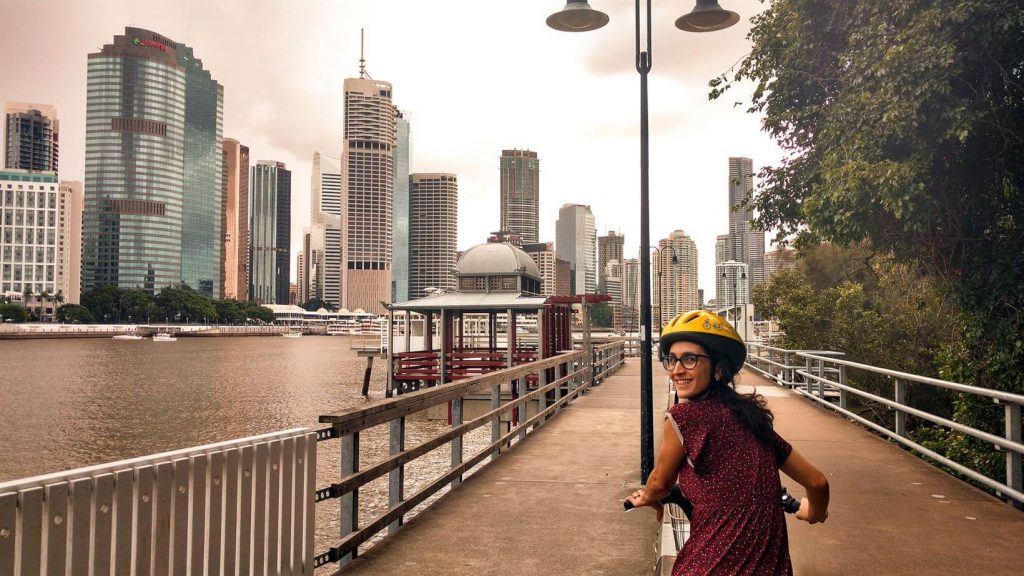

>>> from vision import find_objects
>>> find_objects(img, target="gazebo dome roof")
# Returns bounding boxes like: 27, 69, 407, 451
456, 243, 541, 279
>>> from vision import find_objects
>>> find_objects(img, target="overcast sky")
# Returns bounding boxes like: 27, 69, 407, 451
1, 0, 781, 298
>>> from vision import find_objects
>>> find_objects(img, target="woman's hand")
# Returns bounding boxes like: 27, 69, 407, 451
795, 497, 828, 524
627, 489, 666, 522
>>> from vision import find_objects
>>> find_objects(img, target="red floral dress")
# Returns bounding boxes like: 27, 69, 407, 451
667, 398, 794, 575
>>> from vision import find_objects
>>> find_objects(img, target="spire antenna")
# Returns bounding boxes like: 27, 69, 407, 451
358, 28, 367, 79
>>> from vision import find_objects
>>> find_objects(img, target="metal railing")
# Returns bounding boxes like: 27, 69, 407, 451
746, 343, 1024, 509
0, 428, 317, 574
312, 344, 625, 568
593, 340, 627, 383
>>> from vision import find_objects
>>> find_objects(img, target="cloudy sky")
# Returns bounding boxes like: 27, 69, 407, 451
1, 0, 781, 299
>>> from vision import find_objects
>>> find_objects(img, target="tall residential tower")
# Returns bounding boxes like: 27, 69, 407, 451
499, 149, 539, 244
4, 103, 59, 172
409, 173, 458, 296
341, 71, 396, 315
249, 161, 290, 305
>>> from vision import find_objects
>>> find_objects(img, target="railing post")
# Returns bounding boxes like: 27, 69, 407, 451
894, 379, 907, 437
517, 376, 527, 442
451, 395, 464, 488
491, 380, 501, 458
783, 351, 791, 387
839, 364, 849, 410
340, 431, 359, 565
538, 364, 549, 424
816, 358, 825, 398
388, 418, 405, 535
1004, 402, 1022, 511
803, 356, 812, 393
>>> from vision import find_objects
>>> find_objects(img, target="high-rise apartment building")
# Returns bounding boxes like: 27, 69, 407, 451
655, 230, 699, 325
296, 244, 306, 305
622, 257, 639, 332
1, 170, 60, 298
716, 260, 750, 308
522, 241, 568, 297
82, 28, 223, 295
598, 230, 624, 294
222, 138, 249, 300
715, 234, 729, 268
341, 73, 396, 315
409, 173, 458, 296
249, 161, 290, 305
4, 103, 58, 172
392, 111, 411, 302
727, 157, 765, 296
555, 203, 596, 295
499, 149, 539, 244
58, 181, 83, 304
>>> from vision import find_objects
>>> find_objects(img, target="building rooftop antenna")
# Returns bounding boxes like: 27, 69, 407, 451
358, 28, 372, 79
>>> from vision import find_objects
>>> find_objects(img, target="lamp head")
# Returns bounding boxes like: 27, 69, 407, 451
676, 0, 740, 33
546, 0, 609, 32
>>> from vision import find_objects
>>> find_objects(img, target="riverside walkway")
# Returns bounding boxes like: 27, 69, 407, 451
335, 359, 1024, 576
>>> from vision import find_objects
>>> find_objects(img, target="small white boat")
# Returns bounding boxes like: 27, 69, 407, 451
152, 332, 177, 342
112, 328, 144, 340
281, 331, 302, 338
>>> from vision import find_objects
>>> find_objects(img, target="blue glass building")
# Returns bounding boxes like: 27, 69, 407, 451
82, 27, 222, 295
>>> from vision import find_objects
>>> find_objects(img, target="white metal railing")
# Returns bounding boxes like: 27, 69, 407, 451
745, 343, 1024, 509
0, 428, 317, 574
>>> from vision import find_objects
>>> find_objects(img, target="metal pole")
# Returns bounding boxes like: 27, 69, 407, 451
636, 0, 655, 482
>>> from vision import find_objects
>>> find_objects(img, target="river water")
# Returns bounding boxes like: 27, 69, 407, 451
0, 335, 487, 562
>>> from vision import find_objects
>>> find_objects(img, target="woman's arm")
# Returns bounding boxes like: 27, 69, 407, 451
626, 418, 685, 519
780, 448, 829, 524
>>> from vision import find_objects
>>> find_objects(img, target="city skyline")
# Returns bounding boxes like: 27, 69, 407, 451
0, 0, 781, 300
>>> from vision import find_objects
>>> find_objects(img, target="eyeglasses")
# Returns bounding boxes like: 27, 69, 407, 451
661, 353, 710, 370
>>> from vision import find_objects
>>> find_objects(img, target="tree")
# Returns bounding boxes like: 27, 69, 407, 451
589, 303, 614, 328
301, 298, 335, 312
243, 303, 275, 324
720, 0, 1024, 483
215, 299, 247, 325
56, 304, 95, 324
82, 285, 122, 323
0, 303, 30, 323
119, 289, 154, 323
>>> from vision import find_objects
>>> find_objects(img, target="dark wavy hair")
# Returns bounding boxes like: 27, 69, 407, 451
702, 354, 776, 446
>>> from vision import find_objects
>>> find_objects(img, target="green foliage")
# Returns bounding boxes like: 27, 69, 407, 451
244, 304, 275, 324
56, 304, 95, 324
154, 285, 217, 323
81, 285, 121, 323
0, 303, 30, 323
754, 246, 957, 424
723, 0, 1024, 486
78, 287, 275, 325
590, 303, 613, 328
301, 298, 336, 312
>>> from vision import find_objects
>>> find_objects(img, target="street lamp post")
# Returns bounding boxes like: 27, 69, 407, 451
653, 245, 679, 332
547, 0, 738, 481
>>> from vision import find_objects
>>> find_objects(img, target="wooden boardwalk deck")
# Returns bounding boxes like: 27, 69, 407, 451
331, 359, 1024, 575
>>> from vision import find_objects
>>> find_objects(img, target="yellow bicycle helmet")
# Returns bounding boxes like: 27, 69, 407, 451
659, 310, 745, 371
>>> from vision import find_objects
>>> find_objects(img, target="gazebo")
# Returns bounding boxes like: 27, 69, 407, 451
385, 242, 606, 396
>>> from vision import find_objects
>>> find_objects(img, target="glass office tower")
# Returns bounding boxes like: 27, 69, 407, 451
82, 27, 222, 295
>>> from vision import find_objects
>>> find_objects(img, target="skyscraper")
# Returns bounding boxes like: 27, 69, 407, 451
311, 152, 342, 308
598, 230, 624, 294
58, 181, 83, 304
522, 242, 564, 296
341, 71, 396, 315
655, 230, 699, 325
555, 203, 596, 295
715, 234, 729, 268
500, 149, 539, 244
222, 138, 249, 300
622, 257, 639, 332
4, 103, 58, 172
1, 170, 60, 299
409, 173, 458, 296
727, 157, 765, 295
764, 247, 796, 283
82, 28, 223, 295
249, 161, 290, 305
392, 111, 411, 302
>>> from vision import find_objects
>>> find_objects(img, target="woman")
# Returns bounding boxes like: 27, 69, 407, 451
626, 310, 829, 575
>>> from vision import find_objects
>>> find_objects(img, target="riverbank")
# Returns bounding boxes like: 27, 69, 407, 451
0, 323, 294, 339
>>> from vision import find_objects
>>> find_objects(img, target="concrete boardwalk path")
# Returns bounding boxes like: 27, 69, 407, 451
755, 369, 1024, 575
334, 359, 1024, 575
337, 359, 660, 576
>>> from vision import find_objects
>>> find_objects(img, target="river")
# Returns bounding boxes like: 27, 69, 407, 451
0, 335, 485, 561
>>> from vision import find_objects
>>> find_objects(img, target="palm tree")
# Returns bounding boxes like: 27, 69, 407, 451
21, 287, 34, 321
38, 291, 51, 323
